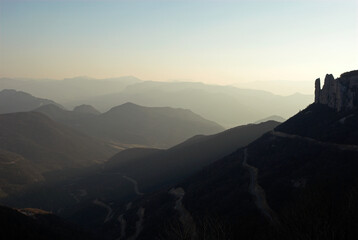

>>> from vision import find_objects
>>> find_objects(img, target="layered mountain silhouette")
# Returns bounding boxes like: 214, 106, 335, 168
36, 102, 224, 148
0, 89, 62, 114
2, 71, 357, 240
105, 120, 280, 191
2, 120, 279, 235
107, 70, 358, 240
0, 112, 115, 197
0, 77, 312, 127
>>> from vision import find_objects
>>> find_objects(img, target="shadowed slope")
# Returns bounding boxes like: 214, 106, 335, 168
105, 120, 280, 191
118, 103, 358, 240
0, 112, 116, 196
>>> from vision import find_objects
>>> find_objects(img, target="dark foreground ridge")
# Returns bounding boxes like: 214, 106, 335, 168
113, 70, 358, 240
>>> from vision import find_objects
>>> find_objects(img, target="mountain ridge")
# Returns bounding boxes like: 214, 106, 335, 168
36, 102, 224, 148
0, 89, 62, 114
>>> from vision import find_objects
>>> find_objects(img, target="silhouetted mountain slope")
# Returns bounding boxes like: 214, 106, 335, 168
116, 93, 358, 239
36, 102, 224, 148
105, 148, 161, 168
75, 81, 312, 127
0, 89, 62, 114
105, 120, 280, 191
0, 205, 95, 240
276, 103, 358, 145
0, 112, 115, 197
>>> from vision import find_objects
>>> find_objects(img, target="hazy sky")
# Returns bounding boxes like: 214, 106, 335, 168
0, 0, 357, 85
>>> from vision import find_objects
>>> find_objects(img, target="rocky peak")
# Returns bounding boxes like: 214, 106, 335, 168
315, 70, 358, 111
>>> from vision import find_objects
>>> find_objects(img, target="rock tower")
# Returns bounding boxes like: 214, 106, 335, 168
315, 70, 358, 111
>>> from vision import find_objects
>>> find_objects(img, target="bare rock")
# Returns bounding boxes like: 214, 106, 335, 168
314, 70, 358, 111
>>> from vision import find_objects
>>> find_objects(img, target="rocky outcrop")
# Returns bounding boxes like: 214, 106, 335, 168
315, 70, 358, 111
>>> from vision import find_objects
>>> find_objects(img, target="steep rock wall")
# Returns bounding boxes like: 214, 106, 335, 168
315, 70, 358, 111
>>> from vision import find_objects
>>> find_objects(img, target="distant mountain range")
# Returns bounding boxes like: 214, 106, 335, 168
35, 102, 224, 148
0, 76, 141, 102
235, 80, 313, 95
0, 77, 312, 127
71, 81, 312, 127
0, 89, 62, 114
0, 88, 225, 148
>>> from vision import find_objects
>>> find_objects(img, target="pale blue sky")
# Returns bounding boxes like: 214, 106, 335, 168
0, 0, 357, 85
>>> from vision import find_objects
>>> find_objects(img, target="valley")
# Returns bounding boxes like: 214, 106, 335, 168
0, 2, 356, 237
2, 71, 358, 239
1, 69, 358, 239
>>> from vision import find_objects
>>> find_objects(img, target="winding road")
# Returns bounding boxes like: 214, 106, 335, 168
169, 187, 197, 238
242, 130, 358, 224
122, 176, 144, 195
117, 214, 127, 240
271, 131, 358, 152
93, 199, 113, 223
242, 148, 278, 224
127, 208, 145, 240
117, 175, 145, 240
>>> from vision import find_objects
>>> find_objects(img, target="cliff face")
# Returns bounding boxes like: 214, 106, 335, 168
315, 70, 358, 111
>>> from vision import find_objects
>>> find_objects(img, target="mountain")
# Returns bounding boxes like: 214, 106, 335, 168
36, 102, 224, 148
255, 115, 286, 123
0, 76, 141, 103
0, 89, 62, 114
110, 70, 358, 240
72, 81, 312, 127
1, 78, 312, 127
2, 121, 279, 237
0, 112, 116, 197
73, 105, 100, 115
0, 205, 95, 240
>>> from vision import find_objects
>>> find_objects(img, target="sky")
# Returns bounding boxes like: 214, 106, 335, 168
0, 0, 357, 87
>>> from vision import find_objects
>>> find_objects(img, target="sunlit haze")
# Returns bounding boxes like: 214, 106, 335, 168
0, 0, 357, 89
3, 1, 358, 239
